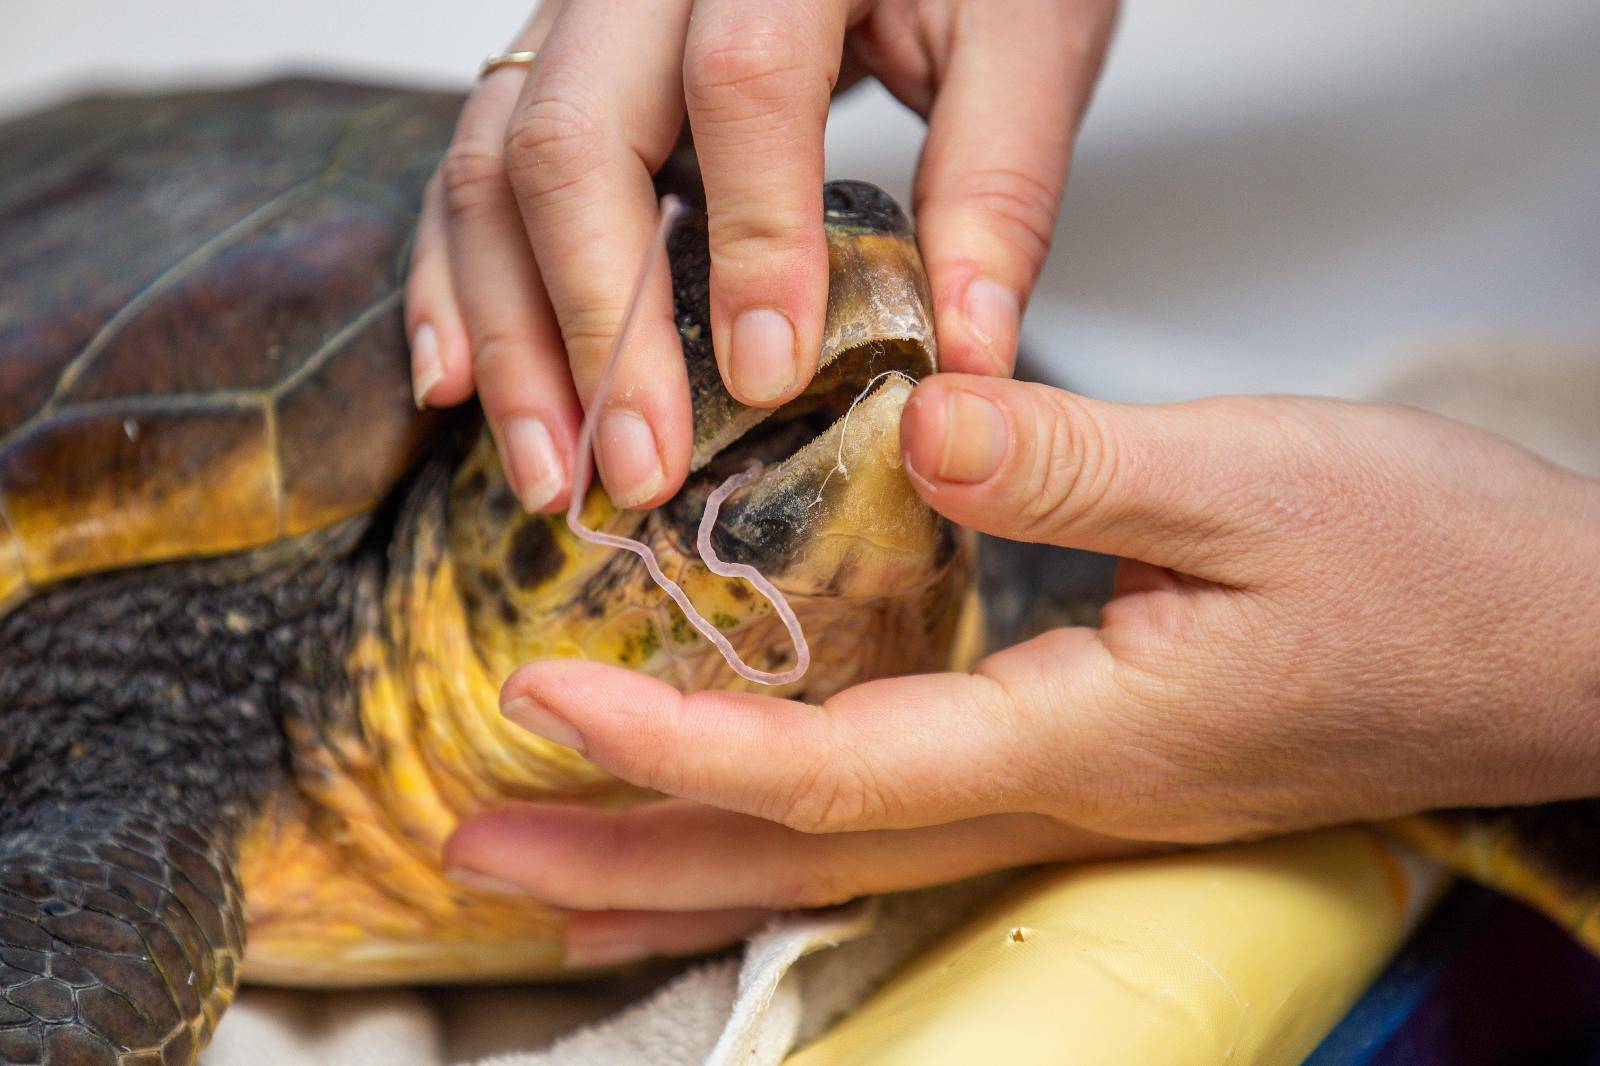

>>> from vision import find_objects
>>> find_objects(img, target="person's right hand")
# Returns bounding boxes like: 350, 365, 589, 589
403, 0, 1117, 513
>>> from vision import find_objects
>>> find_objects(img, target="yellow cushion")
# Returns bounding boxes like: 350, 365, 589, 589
790, 828, 1442, 1066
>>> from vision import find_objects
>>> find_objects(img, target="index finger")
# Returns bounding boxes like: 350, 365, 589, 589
495, 627, 1112, 834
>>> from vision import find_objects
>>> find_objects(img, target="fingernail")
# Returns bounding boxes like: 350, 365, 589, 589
503, 416, 565, 512
729, 307, 798, 404
936, 389, 1009, 483
445, 867, 529, 896
597, 408, 665, 508
412, 323, 444, 408
502, 695, 586, 753
963, 278, 1020, 375
564, 940, 653, 968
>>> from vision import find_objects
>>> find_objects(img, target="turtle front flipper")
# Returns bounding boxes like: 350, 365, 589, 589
0, 799, 244, 1065
0, 529, 362, 1064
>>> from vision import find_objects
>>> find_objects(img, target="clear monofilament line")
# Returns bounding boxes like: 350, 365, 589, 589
809, 367, 920, 508
564, 196, 810, 686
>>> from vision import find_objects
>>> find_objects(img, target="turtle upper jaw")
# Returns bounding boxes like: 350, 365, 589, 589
682, 180, 937, 471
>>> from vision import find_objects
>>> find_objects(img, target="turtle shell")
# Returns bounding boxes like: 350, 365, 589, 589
0, 79, 462, 614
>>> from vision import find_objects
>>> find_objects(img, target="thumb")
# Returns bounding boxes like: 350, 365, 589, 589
900, 374, 1294, 580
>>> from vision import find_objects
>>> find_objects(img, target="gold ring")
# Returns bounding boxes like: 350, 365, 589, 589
478, 51, 538, 79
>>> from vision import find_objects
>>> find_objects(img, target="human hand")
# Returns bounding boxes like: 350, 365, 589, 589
444, 374, 1600, 965
404, 0, 1116, 513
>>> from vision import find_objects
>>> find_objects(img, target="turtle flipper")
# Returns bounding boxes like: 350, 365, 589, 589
0, 530, 361, 1063
1390, 803, 1600, 953
0, 799, 245, 1065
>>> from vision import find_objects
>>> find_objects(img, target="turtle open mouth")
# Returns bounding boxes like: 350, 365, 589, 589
669, 186, 937, 473
667, 339, 949, 603
650, 183, 949, 599
697, 338, 932, 481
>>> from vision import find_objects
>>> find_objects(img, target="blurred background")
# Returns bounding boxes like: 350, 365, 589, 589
3, 0, 1597, 402
3, 6, 1598, 1060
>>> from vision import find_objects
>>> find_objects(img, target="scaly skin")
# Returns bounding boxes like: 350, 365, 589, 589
0, 78, 960, 1061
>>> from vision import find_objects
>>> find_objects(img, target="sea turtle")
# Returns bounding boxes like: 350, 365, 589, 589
3, 78, 1597, 1066
0, 79, 971, 1064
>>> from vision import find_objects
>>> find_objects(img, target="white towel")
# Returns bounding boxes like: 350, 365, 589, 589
204, 876, 1006, 1066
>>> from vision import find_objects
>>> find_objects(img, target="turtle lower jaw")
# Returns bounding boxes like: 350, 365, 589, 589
704, 373, 957, 600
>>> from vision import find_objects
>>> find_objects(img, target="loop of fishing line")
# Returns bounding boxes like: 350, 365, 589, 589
563, 196, 810, 686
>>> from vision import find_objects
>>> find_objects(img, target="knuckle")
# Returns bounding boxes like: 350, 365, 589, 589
707, 214, 816, 275
923, 165, 1060, 276
969, 658, 1059, 802
769, 865, 853, 910
774, 753, 883, 835
439, 141, 509, 220
504, 93, 608, 198
633, 731, 688, 798
686, 23, 828, 116
553, 303, 631, 369
1013, 391, 1120, 538
468, 332, 528, 379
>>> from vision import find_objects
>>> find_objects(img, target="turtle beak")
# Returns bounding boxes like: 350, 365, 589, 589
707, 376, 954, 598
676, 180, 955, 598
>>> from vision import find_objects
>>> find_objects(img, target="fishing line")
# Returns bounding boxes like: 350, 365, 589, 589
564, 196, 810, 686
809, 367, 919, 509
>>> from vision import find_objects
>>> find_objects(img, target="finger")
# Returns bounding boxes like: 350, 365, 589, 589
562, 906, 770, 968
404, 177, 474, 409
682, 0, 844, 407
407, 1, 564, 412
444, 800, 1134, 911
440, 27, 583, 513
506, 1, 695, 509
899, 374, 1289, 580
498, 631, 1108, 833
913, 0, 1116, 376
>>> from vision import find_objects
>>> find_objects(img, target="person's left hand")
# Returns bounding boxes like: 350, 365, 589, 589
443, 372, 1600, 968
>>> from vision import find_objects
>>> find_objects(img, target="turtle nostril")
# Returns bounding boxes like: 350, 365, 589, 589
822, 180, 907, 230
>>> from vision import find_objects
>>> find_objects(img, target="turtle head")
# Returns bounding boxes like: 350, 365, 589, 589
444, 182, 972, 702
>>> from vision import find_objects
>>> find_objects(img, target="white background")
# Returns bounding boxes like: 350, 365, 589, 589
4, 0, 1597, 400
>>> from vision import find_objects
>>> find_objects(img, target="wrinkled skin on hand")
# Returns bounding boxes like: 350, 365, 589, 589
448, 376, 1600, 967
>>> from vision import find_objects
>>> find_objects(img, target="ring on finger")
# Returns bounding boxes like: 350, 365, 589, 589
478, 50, 539, 79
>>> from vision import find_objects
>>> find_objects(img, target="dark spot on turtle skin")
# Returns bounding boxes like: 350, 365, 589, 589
484, 483, 517, 526
667, 608, 697, 645
507, 519, 561, 591
497, 597, 521, 626
451, 468, 488, 509
575, 553, 640, 620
